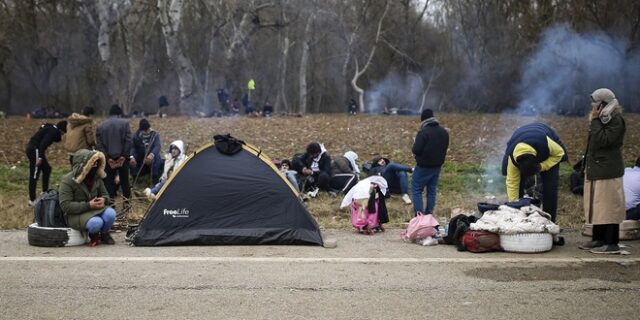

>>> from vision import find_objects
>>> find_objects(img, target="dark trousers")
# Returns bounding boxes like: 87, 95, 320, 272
104, 162, 131, 203
26, 145, 51, 201
592, 224, 619, 245
519, 164, 559, 222
626, 205, 640, 220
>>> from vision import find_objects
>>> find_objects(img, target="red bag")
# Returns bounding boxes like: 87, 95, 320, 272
461, 230, 501, 253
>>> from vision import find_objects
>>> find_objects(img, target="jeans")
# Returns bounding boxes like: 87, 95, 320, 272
85, 207, 116, 234
150, 180, 165, 194
412, 165, 442, 215
382, 163, 411, 194
130, 155, 164, 185
282, 170, 300, 192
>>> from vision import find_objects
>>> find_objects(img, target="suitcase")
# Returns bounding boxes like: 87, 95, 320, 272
351, 198, 379, 234
461, 230, 502, 253
582, 220, 640, 240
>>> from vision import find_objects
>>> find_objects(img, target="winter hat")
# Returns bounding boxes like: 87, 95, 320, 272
139, 118, 151, 130
421, 109, 434, 121
590, 88, 619, 124
56, 120, 67, 133
109, 104, 123, 116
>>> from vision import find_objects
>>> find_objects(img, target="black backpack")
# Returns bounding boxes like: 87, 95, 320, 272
213, 134, 245, 155
34, 190, 67, 228
443, 214, 478, 250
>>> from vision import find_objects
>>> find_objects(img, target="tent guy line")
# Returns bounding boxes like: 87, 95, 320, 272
1, 256, 638, 264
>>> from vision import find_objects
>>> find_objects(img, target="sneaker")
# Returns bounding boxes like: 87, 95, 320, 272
143, 188, 152, 197
589, 244, 621, 254
579, 240, 604, 250
307, 187, 319, 198
88, 233, 101, 247
101, 232, 115, 245
401, 194, 412, 205
27, 200, 35, 207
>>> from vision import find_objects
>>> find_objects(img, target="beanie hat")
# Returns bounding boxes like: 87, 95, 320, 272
109, 104, 123, 116
421, 109, 434, 121
56, 120, 67, 133
139, 118, 151, 130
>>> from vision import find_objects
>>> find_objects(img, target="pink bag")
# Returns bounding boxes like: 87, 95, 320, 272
401, 213, 438, 242
351, 199, 379, 234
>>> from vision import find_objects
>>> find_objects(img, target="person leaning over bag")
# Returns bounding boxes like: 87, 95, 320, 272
59, 149, 116, 247
579, 88, 626, 254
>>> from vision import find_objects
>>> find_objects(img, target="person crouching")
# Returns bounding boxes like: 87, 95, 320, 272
59, 149, 116, 247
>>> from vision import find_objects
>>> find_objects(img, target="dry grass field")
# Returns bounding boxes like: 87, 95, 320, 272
1, 113, 638, 230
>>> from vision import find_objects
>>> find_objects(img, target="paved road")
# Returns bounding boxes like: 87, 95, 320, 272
1, 229, 639, 320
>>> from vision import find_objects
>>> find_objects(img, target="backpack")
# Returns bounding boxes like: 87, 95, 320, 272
443, 214, 478, 250
214, 134, 245, 155
400, 212, 438, 242
34, 190, 67, 228
461, 230, 502, 253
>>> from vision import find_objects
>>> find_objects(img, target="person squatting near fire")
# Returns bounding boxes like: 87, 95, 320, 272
411, 109, 449, 216
64, 106, 96, 165
623, 156, 640, 220
368, 156, 413, 205
58, 149, 116, 247
25, 120, 67, 206
144, 140, 187, 200
130, 119, 163, 186
292, 142, 332, 197
580, 88, 626, 254
502, 123, 568, 223
96, 104, 133, 208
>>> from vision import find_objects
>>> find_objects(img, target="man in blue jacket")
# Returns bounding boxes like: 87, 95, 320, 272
130, 119, 163, 185
411, 109, 449, 216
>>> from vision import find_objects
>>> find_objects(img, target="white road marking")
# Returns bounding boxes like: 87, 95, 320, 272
1, 256, 639, 263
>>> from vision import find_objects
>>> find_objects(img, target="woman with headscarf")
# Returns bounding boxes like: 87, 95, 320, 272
330, 151, 360, 193
580, 88, 626, 254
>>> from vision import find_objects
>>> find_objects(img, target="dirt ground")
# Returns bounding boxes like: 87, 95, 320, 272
1, 113, 639, 229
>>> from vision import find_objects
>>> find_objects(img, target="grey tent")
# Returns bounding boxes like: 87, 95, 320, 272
130, 140, 323, 246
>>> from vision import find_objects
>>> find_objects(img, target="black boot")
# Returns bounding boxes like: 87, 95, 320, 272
101, 232, 115, 245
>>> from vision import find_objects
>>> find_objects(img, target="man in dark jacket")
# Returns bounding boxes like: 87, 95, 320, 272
25, 120, 67, 205
292, 142, 332, 195
130, 119, 163, 185
411, 109, 449, 215
96, 104, 133, 206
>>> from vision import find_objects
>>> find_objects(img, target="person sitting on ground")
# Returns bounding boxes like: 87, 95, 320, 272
368, 156, 413, 205
130, 119, 163, 186
144, 140, 186, 200
279, 159, 300, 193
64, 106, 96, 165
330, 151, 360, 193
58, 149, 116, 247
230, 99, 241, 116
26, 120, 67, 206
624, 156, 640, 220
263, 101, 274, 117
292, 142, 332, 196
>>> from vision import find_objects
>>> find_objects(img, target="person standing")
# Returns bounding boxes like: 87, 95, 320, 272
96, 104, 133, 207
25, 120, 67, 206
130, 119, 163, 185
411, 109, 449, 215
502, 123, 568, 222
59, 149, 116, 247
580, 88, 626, 254
64, 106, 96, 165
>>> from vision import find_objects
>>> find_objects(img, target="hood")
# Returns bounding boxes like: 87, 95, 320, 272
371, 155, 390, 168
343, 151, 360, 174
67, 113, 92, 129
71, 149, 106, 183
169, 140, 185, 156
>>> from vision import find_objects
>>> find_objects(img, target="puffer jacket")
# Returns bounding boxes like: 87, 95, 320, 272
58, 149, 110, 231
64, 113, 95, 154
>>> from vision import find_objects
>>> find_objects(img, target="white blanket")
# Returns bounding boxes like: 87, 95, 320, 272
470, 205, 560, 235
340, 176, 388, 209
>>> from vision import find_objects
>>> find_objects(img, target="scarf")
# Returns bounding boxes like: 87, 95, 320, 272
420, 117, 439, 129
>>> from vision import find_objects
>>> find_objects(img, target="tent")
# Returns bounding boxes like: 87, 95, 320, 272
130, 141, 324, 246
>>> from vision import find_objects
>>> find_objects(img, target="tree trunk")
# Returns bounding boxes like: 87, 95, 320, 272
298, 13, 314, 115
157, 0, 201, 115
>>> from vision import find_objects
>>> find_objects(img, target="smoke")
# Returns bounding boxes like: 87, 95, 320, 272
516, 24, 638, 115
364, 72, 439, 114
